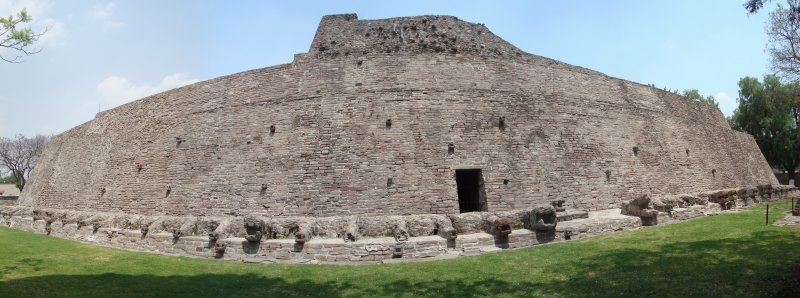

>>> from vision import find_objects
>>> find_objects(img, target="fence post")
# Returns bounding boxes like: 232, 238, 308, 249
766, 203, 769, 225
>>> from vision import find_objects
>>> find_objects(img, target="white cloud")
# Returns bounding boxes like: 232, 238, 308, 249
714, 91, 737, 117
714, 92, 731, 103
90, 2, 123, 27
90, 2, 114, 19
96, 73, 200, 108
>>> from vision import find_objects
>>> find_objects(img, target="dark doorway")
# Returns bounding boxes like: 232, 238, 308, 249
456, 169, 487, 213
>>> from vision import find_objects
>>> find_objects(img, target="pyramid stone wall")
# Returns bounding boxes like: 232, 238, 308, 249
18, 14, 777, 218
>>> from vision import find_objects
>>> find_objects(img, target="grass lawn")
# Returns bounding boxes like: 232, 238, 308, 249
2, 200, 800, 297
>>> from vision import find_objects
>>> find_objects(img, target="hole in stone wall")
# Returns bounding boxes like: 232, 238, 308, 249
355, 82, 362, 86
260, 184, 268, 195
393, 245, 404, 258
269, 125, 276, 135
100, 187, 106, 197
136, 163, 143, 173
456, 169, 487, 213
385, 119, 392, 129
387, 178, 394, 187
175, 137, 184, 148
498, 116, 505, 131
357, 60, 363, 66
448, 143, 455, 155
166, 186, 171, 197
503, 179, 509, 185
712, 169, 716, 177
605, 170, 611, 182
633, 146, 639, 156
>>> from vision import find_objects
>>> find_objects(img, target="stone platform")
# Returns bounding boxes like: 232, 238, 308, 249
0, 205, 703, 264
4, 185, 796, 264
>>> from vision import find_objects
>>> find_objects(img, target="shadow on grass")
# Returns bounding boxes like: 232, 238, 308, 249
0, 273, 540, 297
0, 258, 44, 280
1, 229, 799, 297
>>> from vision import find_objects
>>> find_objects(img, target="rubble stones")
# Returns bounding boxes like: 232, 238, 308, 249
620, 195, 658, 218
620, 195, 659, 226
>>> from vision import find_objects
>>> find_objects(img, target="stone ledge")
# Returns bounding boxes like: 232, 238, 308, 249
2, 187, 796, 264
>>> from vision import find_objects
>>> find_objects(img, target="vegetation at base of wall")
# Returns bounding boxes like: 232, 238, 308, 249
1, 200, 800, 297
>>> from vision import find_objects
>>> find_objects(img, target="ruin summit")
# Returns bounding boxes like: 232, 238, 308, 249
2, 14, 794, 263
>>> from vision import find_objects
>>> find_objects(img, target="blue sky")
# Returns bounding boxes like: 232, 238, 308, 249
0, 0, 778, 137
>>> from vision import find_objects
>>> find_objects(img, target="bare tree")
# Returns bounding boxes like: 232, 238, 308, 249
0, 134, 49, 191
744, 0, 800, 80
765, 1, 800, 80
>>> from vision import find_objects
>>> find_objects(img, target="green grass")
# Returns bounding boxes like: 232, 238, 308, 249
2, 201, 800, 297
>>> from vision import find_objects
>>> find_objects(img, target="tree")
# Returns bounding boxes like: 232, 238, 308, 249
682, 89, 719, 108
0, 8, 44, 63
729, 75, 800, 182
744, 0, 775, 13
0, 134, 49, 191
744, 0, 800, 80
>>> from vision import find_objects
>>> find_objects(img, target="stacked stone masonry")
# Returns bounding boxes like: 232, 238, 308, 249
2, 185, 796, 262
10, 14, 789, 262
0, 196, 18, 206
